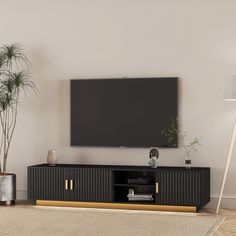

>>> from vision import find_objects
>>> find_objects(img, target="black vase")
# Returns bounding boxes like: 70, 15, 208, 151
185, 159, 191, 169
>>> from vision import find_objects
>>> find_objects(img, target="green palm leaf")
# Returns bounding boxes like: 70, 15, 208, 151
0, 43, 37, 173
0, 43, 30, 69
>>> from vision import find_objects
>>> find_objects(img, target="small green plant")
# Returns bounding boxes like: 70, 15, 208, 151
162, 118, 202, 161
0, 43, 36, 173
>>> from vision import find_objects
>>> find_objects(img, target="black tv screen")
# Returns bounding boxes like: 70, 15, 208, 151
71, 77, 178, 147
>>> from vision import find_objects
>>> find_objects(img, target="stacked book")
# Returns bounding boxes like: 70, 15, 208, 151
127, 193, 154, 201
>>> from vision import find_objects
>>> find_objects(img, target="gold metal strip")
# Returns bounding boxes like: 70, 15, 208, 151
70, 180, 73, 190
65, 180, 68, 190
156, 182, 159, 193
36, 200, 197, 213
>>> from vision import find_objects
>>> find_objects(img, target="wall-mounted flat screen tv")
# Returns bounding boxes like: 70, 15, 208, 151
71, 77, 178, 147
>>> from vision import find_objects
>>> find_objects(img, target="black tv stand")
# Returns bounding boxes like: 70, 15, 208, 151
28, 164, 210, 212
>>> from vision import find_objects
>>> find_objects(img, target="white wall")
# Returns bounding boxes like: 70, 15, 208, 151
1, 0, 236, 206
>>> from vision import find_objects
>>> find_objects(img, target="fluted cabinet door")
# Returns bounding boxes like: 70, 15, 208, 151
155, 170, 206, 207
28, 167, 70, 201
77, 169, 113, 202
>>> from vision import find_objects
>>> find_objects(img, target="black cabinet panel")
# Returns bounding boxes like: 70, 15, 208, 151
155, 169, 210, 208
28, 167, 67, 201
78, 169, 113, 202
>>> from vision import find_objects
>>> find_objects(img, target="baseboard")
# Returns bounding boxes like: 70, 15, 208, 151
17, 190, 236, 209
207, 195, 236, 209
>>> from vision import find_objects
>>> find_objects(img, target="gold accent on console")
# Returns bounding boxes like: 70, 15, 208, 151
70, 180, 73, 190
65, 180, 68, 190
36, 200, 197, 213
156, 182, 159, 193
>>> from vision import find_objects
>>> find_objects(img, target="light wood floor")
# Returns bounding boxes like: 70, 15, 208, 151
202, 208, 236, 235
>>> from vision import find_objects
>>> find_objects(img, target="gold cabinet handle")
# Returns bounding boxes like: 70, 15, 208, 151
70, 180, 73, 190
156, 182, 159, 193
65, 180, 68, 190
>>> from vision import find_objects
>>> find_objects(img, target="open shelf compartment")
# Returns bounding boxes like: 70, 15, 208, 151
113, 170, 156, 204
113, 170, 155, 185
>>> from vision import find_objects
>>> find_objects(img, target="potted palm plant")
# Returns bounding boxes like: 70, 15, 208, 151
0, 43, 36, 205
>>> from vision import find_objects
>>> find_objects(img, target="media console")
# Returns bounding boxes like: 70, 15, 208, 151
28, 164, 210, 212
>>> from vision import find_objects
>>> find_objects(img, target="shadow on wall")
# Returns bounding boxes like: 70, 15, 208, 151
59, 80, 70, 148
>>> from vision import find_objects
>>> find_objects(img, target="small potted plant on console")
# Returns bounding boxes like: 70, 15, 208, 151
162, 118, 202, 168
0, 43, 36, 205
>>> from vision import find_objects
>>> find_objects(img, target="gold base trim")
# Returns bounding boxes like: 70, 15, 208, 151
36, 200, 197, 212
